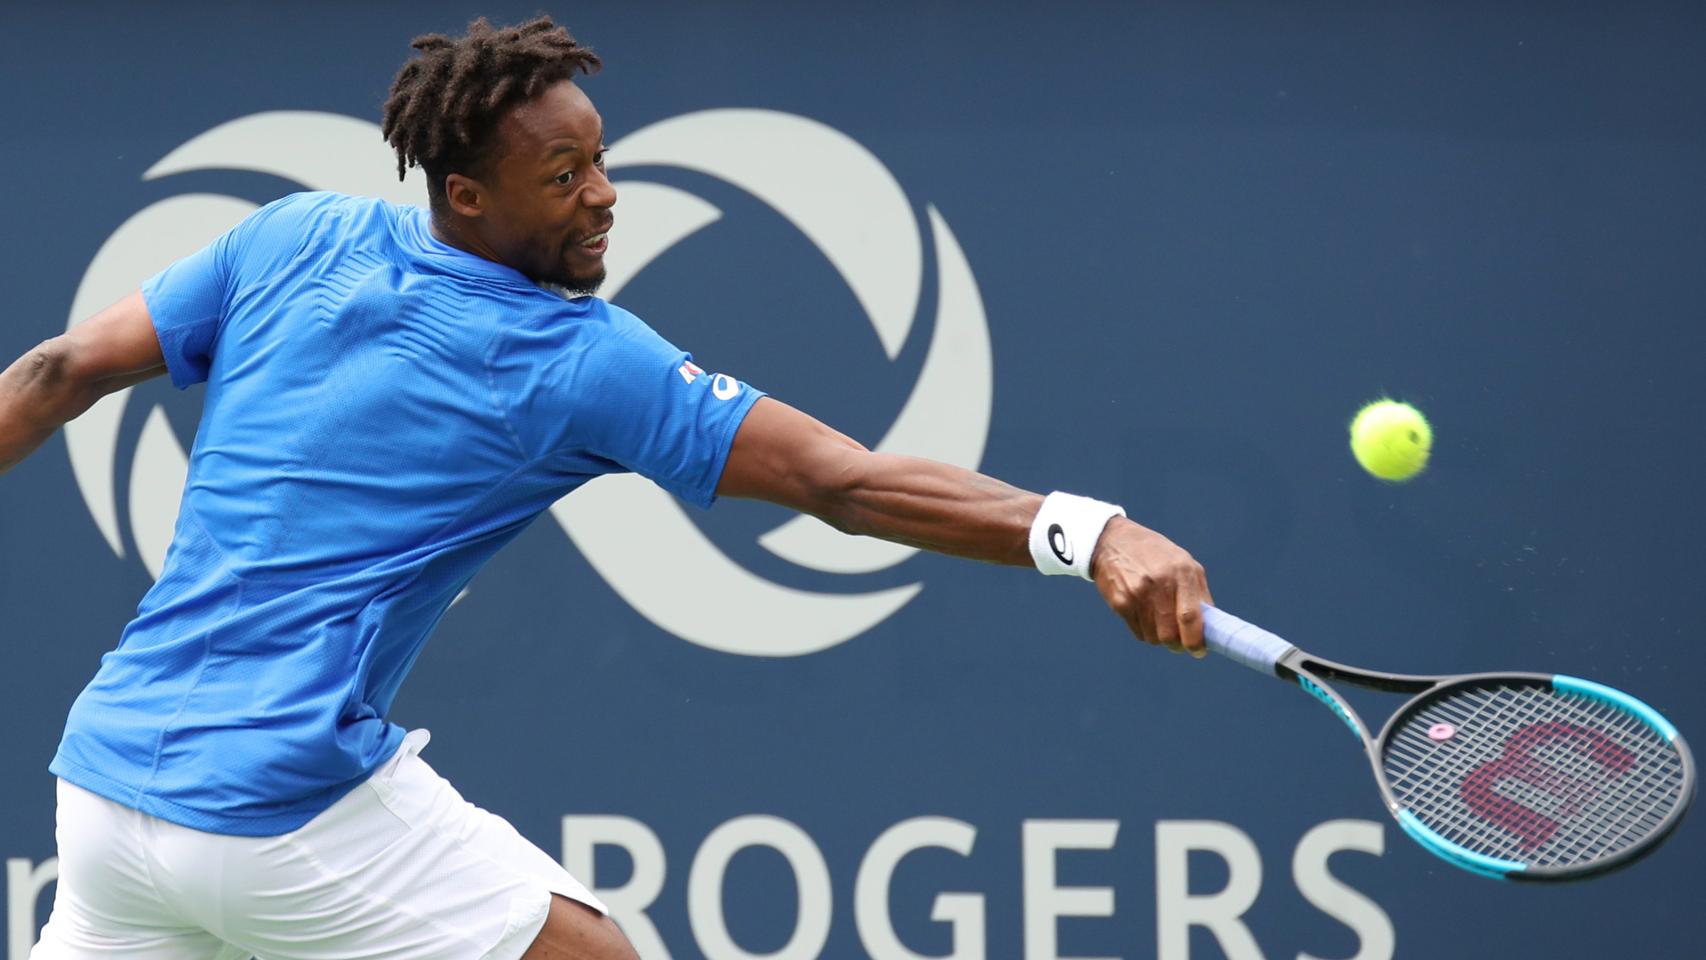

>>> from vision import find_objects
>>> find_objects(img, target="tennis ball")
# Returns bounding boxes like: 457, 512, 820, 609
1349, 400, 1431, 481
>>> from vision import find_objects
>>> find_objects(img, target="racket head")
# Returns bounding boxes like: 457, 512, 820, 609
1372, 672, 1695, 881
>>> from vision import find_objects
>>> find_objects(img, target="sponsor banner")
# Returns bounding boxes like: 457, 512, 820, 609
3, 2, 1703, 957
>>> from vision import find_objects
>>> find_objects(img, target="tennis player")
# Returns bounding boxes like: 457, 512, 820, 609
0, 16, 1211, 960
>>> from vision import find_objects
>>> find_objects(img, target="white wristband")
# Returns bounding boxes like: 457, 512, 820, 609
1029, 492, 1126, 580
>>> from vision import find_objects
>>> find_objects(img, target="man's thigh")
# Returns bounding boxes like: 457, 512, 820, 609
32, 779, 246, 960
521, 897, 639, 960
210, 732, 611, 960
32, 918, 246, 960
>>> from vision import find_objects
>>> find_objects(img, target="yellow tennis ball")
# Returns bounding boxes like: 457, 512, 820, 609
1349, 400, 1432, 481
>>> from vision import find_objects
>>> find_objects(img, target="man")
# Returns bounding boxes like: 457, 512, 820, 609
0, 16, 1210, 960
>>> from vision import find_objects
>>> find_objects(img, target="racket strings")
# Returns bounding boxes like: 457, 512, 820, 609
1388, 694, 1642, 866
1381, 682, 1686, 868
1395, 691, 1682, 867
1389, 688, 1683, 867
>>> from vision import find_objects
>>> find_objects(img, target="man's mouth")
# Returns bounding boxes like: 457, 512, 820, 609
575, 221, 614, 256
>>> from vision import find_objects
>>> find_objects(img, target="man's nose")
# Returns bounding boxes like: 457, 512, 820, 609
584, 165, 616, 210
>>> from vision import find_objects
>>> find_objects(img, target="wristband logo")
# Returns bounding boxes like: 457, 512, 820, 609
63, 109, 992, 658
1048, 524, 1074, 566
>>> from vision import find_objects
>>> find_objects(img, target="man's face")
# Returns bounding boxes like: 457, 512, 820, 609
472, 80, 616, 293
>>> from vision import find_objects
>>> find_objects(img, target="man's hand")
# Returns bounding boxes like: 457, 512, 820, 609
1090, 517, 1213, 657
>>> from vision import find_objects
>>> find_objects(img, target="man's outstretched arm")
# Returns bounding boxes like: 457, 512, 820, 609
716, 397, 1213, 656
0, 291, 167, 476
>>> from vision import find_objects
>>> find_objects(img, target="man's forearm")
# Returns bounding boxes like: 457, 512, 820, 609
716, 398, 1047, 566
818, 452, 1045, 566
717, 397, 1211, 652
0, 340, 90, 476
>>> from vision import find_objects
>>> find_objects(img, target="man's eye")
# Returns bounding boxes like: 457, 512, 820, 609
554, 171, 573, 186
593, 150, 606, 168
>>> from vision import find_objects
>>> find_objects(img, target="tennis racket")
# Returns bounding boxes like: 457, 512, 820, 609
1201, 605, 1695, 881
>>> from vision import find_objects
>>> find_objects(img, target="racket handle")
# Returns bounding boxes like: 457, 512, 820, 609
1201, 604, 1296, 676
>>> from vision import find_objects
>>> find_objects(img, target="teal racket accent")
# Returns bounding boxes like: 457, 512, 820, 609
1396, 810, 1527, 878
1553, 675, 1679, 742
1296, 675, 1362, 738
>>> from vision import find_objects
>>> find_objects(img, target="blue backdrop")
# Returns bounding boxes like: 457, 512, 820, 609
2, 2, 1702, 958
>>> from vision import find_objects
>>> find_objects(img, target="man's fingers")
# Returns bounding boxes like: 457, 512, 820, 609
1176, 595, 1206, 658
1129, 602, 1158, 648
1178, 564, 1214, 659
1097, 540, 1212, 658
1150, 579, 1182, 653
1092, 526, 1212, 658
1117, 585, 1160, 649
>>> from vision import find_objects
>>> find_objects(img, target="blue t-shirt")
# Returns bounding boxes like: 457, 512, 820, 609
51, 192, 763, 836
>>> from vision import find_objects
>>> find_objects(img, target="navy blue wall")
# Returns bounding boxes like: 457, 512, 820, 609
2, 2, 1702, 957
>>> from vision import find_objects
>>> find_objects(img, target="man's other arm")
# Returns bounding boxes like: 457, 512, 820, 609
716, 397, 1213, 655
0, 292, 166, 476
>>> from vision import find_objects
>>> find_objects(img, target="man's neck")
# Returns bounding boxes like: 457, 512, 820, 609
429, 214, 504, 266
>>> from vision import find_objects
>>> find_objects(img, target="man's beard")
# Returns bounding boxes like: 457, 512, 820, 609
559, 266, 606, 298
536, 264, 606, 299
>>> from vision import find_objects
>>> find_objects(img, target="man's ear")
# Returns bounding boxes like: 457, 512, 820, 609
443, 173, 486, 219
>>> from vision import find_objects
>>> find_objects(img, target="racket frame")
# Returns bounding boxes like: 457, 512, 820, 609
1258, 642, 1695, 881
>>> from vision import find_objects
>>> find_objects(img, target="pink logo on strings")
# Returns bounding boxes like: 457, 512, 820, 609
1460, 721, 1636, 852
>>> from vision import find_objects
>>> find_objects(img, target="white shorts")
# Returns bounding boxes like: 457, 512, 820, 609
32, 730, 606, 960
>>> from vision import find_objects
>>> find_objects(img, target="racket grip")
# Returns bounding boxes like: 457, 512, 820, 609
1201, 604, 1296, 675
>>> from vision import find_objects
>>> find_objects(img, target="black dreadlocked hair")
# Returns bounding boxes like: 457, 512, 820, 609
381, 15, 601, 213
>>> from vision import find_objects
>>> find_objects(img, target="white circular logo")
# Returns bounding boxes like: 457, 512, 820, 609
66, 108, 992, 657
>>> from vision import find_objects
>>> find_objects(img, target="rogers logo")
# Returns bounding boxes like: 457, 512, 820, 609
65, 108, 993, 658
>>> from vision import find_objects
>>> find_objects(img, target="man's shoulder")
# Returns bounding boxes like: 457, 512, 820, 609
554, 299, 679, 356
495, 298, 673, 378
226, 192, 434, 284
508, 292, 627, 329
557, 300, 689, 373
245, 191, 406, 240
264, 190, 400, 213
578, 298, 659, 340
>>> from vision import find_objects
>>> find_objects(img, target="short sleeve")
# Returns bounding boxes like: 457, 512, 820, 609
140, 192, 328, 389
570, 317, 764, 508
142, 226, 235, 388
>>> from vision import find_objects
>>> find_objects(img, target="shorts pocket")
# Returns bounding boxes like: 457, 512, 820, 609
368, 728, 439, 827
